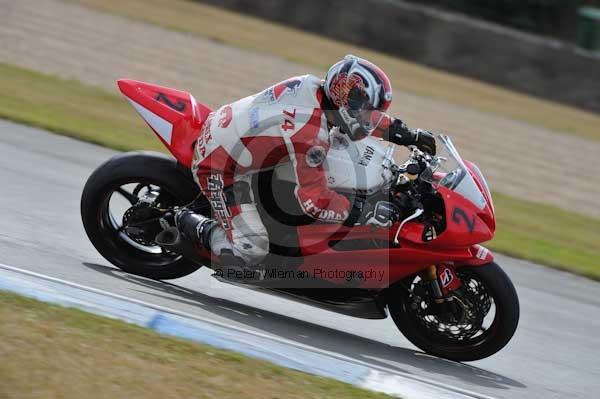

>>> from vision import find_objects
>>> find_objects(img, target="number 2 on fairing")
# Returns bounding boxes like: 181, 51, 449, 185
452, 207, 475, 233
156, 92, 186, 112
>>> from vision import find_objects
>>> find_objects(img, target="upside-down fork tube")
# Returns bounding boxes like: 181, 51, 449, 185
423, 265, 445, 304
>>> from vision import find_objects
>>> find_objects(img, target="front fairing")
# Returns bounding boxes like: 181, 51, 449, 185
395, 186, 493, 247
400, 135, 495, 247
464, 159, 496, 232
429, 136, 488, 210
431, 186, 494, 246
292, 135, 496, 289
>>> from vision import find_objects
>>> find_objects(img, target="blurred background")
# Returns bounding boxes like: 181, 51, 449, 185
205, 0, 600, 111
0, 1, 599, 398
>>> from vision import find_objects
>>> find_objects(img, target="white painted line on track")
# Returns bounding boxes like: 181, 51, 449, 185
0, 261, 495, 399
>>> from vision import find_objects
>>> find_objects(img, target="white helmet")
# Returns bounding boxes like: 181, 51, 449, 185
324, 55, 393, 140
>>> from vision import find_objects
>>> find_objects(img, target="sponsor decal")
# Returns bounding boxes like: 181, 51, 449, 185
437, 265, 462, 293
249, 107, 260, 129
305, 146, 327, 167
260, 89, 274, 103
475, 245, 489, 260
218, 106, 233, 128
262, 78, 303, 103
207, 174, 232, 230
358, 145, 375, 166
439, 268, 454, 288
301, 199, 347, 222
196, 113, 214, 159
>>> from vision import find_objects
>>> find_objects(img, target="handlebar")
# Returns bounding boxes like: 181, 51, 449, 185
384, 148, 433, 245
379, 143, 451, 245
381, 146, 443, 242
388, 146, 438, 190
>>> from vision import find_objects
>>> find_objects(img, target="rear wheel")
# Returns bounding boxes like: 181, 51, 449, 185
81, 151, 207, 280
388, 262, 519, 361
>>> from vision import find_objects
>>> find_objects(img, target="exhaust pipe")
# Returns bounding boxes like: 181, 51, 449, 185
155, 227, 207, 265
156, 227, 257, 281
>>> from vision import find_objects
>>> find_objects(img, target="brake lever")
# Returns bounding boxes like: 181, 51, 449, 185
393, 208, 424, 246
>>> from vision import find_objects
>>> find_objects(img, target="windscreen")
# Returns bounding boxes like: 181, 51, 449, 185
429, 135, 487, 210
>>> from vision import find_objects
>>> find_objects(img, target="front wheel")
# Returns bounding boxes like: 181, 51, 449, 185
388, 262, 519, 362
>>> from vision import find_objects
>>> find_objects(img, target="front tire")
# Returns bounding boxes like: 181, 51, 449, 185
81, 151, 204, 280
388, 262, 519, 362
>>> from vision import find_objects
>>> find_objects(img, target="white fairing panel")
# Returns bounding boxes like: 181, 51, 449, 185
128, 99, 173, 145
275, 132, 388, 195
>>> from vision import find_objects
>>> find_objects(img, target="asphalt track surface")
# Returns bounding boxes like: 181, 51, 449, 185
1, 119, 599, 398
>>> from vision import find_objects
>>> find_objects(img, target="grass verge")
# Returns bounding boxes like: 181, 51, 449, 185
492, 192, 599, 279
1, 62, 598, 279
0, 291, 391, 399
0, 63, 162, 153
70, 0, 600, 141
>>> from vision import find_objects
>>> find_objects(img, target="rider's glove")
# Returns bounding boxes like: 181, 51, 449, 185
413, 129, 437, 155
363, 201, 401, 227
344, 196, 368, 227
386, 119, 437, 155
344, 198, 400, 228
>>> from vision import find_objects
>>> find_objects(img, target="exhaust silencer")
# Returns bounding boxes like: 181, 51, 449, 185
155, 227, 207, 265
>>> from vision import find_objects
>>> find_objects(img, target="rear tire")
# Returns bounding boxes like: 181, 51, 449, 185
388, 262, 519, 362
81, 151, 204, 280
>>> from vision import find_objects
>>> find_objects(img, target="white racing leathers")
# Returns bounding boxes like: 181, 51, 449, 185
191, 75, 352, 264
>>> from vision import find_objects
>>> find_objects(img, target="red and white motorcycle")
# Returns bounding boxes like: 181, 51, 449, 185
81, 80, 519, 361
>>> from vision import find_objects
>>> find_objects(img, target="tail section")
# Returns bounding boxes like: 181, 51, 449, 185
117, 79, 213, 167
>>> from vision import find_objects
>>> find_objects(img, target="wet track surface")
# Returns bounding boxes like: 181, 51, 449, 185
1, 120, 599, 398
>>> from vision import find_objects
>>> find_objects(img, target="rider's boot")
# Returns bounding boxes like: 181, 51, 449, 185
216, 249, 262, 281
173, 209, 257, 280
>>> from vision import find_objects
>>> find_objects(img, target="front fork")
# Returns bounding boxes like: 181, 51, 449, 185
421, 265, 461, 315
424, 265, 445, 304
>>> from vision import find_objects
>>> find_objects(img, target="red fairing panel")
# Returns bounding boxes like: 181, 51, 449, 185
117, 79, 213, 167
463, 244, 494, 265
294, 176, 498, 288
295, 224, 489, 289
420, 186, 495, 248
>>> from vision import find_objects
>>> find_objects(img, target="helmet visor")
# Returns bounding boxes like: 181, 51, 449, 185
359, 109, 385, 132
347, 108, 384, 132
347, 88, 384, 132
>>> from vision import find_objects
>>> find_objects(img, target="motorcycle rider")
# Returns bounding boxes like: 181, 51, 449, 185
176, 54, 436, 275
